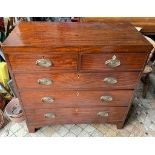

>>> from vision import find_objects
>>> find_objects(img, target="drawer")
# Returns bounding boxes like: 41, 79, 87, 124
20, 90, 133, 109
15, 72, 140, 90
80, 52, 148, 71
8, 53, 77, 71
26, 107, 128, 124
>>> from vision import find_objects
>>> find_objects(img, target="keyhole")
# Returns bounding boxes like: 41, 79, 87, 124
75, 108, 79, 112
77, 74, 80, 79
76, 91, 79, 96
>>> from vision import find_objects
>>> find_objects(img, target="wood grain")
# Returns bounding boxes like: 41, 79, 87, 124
1, 22, 151, 132
80, 52, 148, 71
14, 72, 140, 90
2, 22, 152, 47
9, 53, 78, 71
20, 90, 133, 109
25, 107, 128, 124
80, 17, 155, 35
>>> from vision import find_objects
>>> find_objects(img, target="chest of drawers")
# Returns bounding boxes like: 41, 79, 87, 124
1, 22, 153, 133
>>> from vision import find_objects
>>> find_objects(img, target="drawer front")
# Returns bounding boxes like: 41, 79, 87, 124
15, 72, 140, 90
80, 53, 148, 71
26, 107, 128, 124
20, 90, 133, 109
9, 53, 77, 71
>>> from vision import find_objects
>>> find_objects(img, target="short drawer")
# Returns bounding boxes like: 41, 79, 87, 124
8, 53, 77, 71
80, 52, 148, 71
26, 107, 128, 124
15, 72, 140, 90
20, 90, 133, 109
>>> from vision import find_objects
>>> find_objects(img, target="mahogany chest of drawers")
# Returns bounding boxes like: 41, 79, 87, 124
1, 22, 153, 133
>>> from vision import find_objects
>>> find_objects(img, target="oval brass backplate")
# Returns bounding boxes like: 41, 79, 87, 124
97, 112, 109, 117
44, 112, 56, 118
41, 96, 55, 104
103, 77, 117, 84
105, 55, 121, 68
36, 58, 52, 67
38, 78, 53, 85
100, 96, 113, 102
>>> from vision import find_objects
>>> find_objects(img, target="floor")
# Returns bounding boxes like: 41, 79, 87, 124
0, 83, 155, 137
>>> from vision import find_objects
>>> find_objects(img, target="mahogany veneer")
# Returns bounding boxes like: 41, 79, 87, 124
80, 17, 155, 35
20, 90, 133, 109
1, 22, 153, 133
14, 72, 140, 90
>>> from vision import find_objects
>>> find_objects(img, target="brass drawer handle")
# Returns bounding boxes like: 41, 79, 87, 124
44, 112, 56, 118
100, 96, 113, 102
97, 112, 109, 117
38, 78, 53, 85
36, 59, 52, 67
103, 77, 117, 84
105, 55, 120, 68
41, 96, 55, 104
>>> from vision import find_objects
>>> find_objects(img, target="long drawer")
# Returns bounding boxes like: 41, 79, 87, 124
15, 72, 140, 90
8, 53, 78, 71
80, 52, 148, 71
26, 107, 128, 124
20, 90, 133, 109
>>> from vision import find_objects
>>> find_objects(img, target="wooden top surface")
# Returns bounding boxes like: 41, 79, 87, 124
2, 22, 151, 47
80, 17, 155, 35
